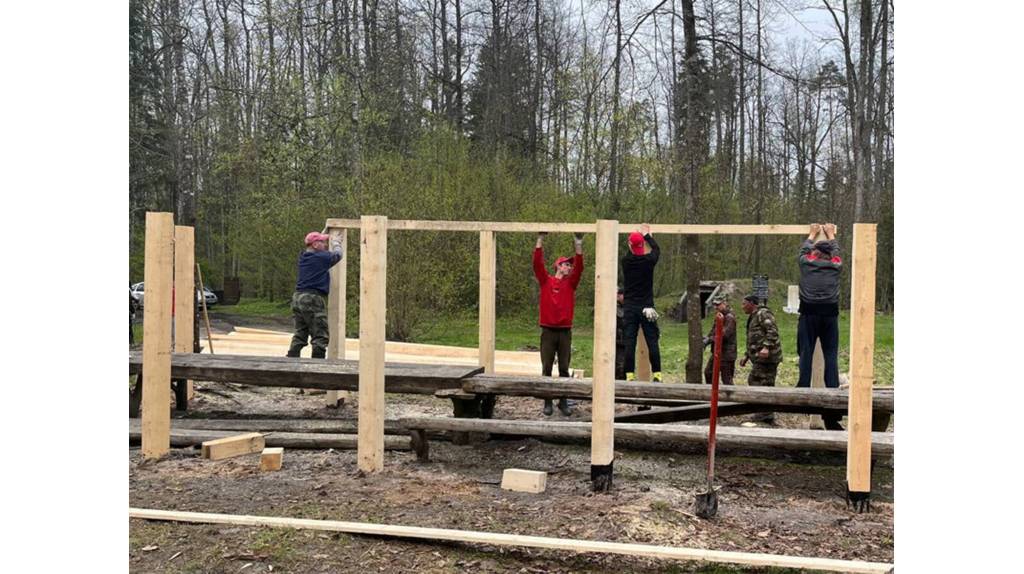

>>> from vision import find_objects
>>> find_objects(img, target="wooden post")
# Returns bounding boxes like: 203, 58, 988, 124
591, 219, 619, 491
846, 224, 877, 507
326, 229, 348, 407
479, 231, 496, 373
636, 332, 651, 381
358, 216, 387, 472
142, 212, 174, 459
173, 226, 195, 401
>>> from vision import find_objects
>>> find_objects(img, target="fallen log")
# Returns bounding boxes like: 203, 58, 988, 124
128, 420, 411, 450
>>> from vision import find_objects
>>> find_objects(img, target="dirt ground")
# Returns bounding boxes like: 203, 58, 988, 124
129, 315, 894, 573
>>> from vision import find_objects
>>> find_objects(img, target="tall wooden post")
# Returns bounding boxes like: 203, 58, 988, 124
142, 212, 174, 459
358, 216, 387, 472
591, 219, 619, 491
326, 229, 348, 407
847, 223, 877, 508
636, 333, 651, 381
479, 231, 496, 373
173, 226, 195, 401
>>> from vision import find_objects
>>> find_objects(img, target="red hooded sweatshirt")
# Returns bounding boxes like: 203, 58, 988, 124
533, 248, 584, 328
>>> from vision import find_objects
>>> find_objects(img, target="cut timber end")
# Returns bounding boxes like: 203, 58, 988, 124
501, 469, 547, 494
260, 447, 284, 471
201, 432, 265, 461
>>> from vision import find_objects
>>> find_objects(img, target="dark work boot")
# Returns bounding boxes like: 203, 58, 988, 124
543, 400, 554, 416
557, 398, 573, 416
311, 347, 326, 359
286, 348, 302, 358
823, 414, 845, 431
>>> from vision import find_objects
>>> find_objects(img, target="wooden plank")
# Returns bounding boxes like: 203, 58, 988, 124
636, 330, 651, 381
464, 375, 895, 412
399, 417, 894, 456
501, 469, 547, 493
479, 231, 496, 373
201, 432, 265, 460
173, 226, 196, 401
591, 220, 618, 487
325, 219, 810, 236
260, 447, 283, 471
359, 215, 387, 472
132, 418, 410, 435
613, 402, 767, 423
130, 508, 893, 573
848, 224, 878, 494
326, 229, 348, 407
142, 212, 175, 459
128, 421, 412, 450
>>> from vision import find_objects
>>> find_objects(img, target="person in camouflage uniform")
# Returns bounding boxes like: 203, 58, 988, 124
740, 293, 782, 423
287, 231, 343, 359
702, 296, 737, 385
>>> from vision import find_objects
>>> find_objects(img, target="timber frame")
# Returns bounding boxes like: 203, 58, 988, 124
139, 215, 879, 500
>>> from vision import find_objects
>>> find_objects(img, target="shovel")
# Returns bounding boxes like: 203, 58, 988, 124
695, 312, 724, 519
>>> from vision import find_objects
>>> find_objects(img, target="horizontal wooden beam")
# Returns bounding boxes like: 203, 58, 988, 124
201, 432, 265, 460
128, 420, 412, 450
325, 218, 809, 235
465, 375, 895, 413
130, 508, 892, 573
400, 417, 894, 456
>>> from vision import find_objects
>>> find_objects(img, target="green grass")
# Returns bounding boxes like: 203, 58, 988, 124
215, 297, 292, 316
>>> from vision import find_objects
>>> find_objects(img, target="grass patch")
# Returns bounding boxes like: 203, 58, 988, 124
215, 297, 292, 317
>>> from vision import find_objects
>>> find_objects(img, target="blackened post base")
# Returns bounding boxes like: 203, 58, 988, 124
591, 463, 614, 492
846, 488, 871, 513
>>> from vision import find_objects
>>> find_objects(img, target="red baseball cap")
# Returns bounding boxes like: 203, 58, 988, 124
555, 256, 574, 267
628, 232, 646, 255
305, 231, 330, 245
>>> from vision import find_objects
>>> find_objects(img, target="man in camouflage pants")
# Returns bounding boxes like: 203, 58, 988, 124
287, 231, 343, 359
740, 293, 783, 423
703, 296, 737, 386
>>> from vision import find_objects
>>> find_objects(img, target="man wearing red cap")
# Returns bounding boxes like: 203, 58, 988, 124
533, 232, 584, 416
621, 223, 663, 382
287, 231, 343, 359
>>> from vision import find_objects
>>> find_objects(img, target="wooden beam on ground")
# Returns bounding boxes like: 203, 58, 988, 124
501, 469, 547, 493
142, 212, 174, 459
463, 375, 894, 412
201, 432, 265, 460
129, 352, 482, 394
399, 417, 894, 456
174, 225, 195, 402
847, 224, 878, 502
359, 215, 387, 472
128, 420, 412, 450
132, 418, 412, 435
325, 219, 810, 236
591, 219, 618, 491
129, 508, 893, 573
479, 230, 496, 373
326, 229, 348, 407
613, 402, 767, 424
260, 447, 283, 471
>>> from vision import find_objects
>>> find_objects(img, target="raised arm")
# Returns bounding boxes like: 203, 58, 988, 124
640, 224, 660, 262
533, 233, 548, 284
570, 234, 584, 289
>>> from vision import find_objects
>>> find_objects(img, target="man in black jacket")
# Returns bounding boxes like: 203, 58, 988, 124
797, 222, 843, 430
621, 224, 663, 382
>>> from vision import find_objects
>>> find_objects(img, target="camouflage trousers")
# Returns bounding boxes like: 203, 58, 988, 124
748, 361, 779, 422
288, 291, 329, 358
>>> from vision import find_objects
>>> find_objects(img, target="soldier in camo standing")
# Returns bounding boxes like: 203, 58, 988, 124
739, 293, 783, 424
287, 231, 343, 359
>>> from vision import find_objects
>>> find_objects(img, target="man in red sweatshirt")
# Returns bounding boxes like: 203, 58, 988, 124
533, 232, 584, 416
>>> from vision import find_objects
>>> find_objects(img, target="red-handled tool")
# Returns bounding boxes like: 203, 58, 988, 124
695, 312, 724, 518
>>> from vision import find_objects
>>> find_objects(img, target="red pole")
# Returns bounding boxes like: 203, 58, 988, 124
707, 313, 724, 487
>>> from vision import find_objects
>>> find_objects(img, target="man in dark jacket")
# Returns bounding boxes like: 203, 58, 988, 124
796, 223, 844, 430
703, 296, 737, 385
533, 232, 584, 415
740, 294, 783, 423
287, 231, 343, 359
621, 224, 663, 382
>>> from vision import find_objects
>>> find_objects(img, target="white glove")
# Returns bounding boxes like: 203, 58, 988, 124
642, 307, 659, 322
330, 239, 343, 253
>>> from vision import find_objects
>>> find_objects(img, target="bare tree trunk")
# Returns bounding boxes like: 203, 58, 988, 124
608, 0, 623, 215
681, 0, 705, 385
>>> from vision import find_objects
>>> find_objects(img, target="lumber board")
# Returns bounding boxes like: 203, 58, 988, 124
479, 230, 496, 373
399, 417, 894, 456
359, 215, 387, 472
128, 420, 412, 450
848, 224, 878, 493
174, 225, 195, 401
128, 352, 481, 394
464, 375, 895, 412
325, 219, 810, 236
326, 228, 348, 406
260, 447, 283, 471
142, 212, 174, 459
501, 469, 547, 493
613, 402, 768, 423
148, 418, 407, 435
129, 508, 893, 573
591, 219, 618, 470
201, 432, 265, 460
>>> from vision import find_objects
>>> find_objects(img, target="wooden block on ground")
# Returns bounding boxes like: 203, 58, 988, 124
501, 469, 548, 494
202, 432, 265, 461
260, 447, 284, 471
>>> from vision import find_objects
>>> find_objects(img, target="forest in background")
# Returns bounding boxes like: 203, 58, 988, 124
129, 0, 893, 347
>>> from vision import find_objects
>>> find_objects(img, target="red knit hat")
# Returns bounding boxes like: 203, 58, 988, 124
628, 232, 646, 255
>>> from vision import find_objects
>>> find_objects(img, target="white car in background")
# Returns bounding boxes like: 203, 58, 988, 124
130, 282, 218, 309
